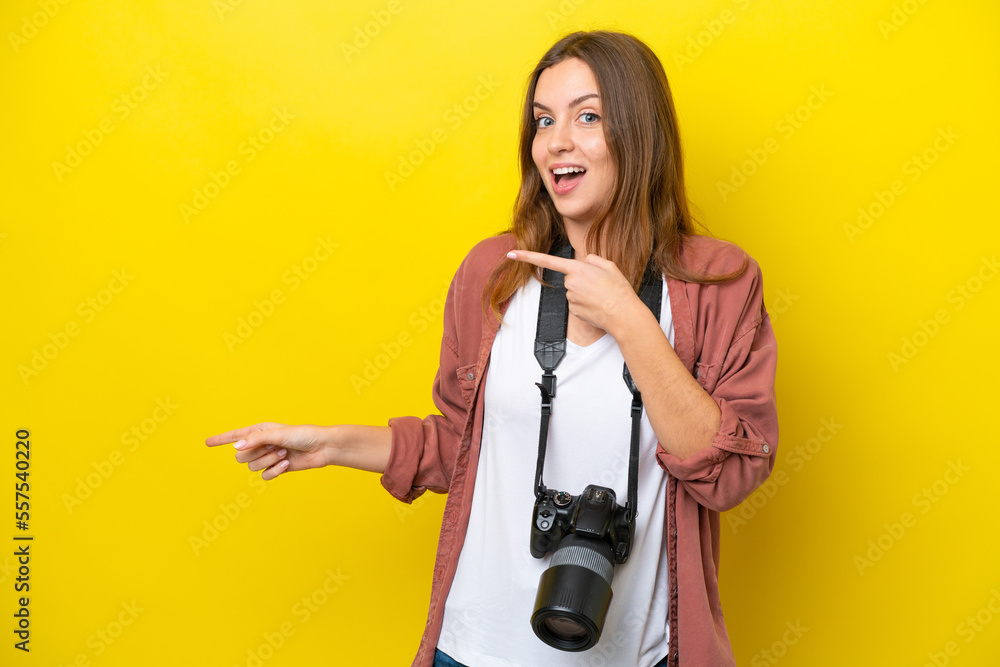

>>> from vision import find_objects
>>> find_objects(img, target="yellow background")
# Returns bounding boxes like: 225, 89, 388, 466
2, 0, 998, 665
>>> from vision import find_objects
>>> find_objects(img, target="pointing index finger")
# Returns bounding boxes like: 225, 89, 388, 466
507, 250, 577, 274
205, 431, 240, 447
205, 425, 259, 447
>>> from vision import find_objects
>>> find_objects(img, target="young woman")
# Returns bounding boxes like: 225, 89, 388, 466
207, 30, 778, 667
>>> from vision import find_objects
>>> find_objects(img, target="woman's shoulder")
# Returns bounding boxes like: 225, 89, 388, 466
450, 233, 516, 285
676, 234, 767, 333
463, 233, 516, 266
678, 233, 757, 279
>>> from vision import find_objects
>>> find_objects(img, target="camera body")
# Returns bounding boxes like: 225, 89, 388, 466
529, 484, 634, 651
530, 484, 633, 565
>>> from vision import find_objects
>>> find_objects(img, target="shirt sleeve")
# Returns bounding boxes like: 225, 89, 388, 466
656, 257, 779, 512
379, 253, 478, 504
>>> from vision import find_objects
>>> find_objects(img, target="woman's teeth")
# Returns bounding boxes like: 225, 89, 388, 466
553, 167, 585, 184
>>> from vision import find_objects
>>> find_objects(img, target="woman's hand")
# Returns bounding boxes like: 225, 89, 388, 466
506, 250, 644, 336
509, 249, 721, 460
205, 422, 332, 481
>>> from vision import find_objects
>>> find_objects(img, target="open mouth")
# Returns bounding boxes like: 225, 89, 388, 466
552, 167, 586, 193
555, 171, 584, 185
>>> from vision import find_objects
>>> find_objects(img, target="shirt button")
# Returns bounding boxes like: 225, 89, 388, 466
467, 372, 475, 380
762, 444, 770, 454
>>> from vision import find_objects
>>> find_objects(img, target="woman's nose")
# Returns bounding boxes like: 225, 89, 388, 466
547, 119, 574, 153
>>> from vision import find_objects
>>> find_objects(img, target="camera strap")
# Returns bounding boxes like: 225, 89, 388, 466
532, 240, 663, 525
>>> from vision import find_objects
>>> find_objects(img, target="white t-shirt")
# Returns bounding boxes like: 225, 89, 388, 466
437, 274, 674, 667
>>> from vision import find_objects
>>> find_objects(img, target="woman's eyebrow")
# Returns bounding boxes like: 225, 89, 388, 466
532, 93, 599, 113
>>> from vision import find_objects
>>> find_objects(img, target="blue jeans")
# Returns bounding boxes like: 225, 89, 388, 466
433, 648, 671, 666
433, 649, 467, 667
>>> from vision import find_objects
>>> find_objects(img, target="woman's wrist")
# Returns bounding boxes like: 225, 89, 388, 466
324, 424, 392, 474
606, 292, 657, 344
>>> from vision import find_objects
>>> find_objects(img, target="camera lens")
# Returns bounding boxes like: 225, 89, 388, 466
543, 616, 587, 640
531, 533, 614, 651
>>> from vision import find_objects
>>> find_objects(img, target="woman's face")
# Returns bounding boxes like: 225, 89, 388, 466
531, 57, 615, 234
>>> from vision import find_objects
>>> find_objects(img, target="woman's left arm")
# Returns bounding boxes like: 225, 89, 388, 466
507, 250, 722, 459
507, 249, 778, 511
607, 297, 722, 461
608, 255, 778, 513
613, 277, 779, 512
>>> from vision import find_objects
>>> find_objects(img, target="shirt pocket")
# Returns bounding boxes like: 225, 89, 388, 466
694, 361, 722, 395
456, 363, 478, 407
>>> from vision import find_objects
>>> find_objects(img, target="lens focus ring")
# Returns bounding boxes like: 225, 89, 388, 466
550, 544, 614, 585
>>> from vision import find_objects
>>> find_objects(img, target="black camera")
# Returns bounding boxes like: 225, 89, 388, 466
529, 484, 633, 651
525, 243, 660, 652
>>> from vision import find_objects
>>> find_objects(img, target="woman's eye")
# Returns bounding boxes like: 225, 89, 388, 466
534, 113, 599, 128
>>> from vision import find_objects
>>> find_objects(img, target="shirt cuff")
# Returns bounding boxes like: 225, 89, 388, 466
655, 397, 771, 482
379, 416, 425, 503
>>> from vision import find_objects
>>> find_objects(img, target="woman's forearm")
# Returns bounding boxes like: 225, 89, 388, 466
326, 424, 393, 473
610, 299, 721, 461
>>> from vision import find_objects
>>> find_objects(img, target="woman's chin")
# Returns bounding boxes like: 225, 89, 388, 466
553, 207, 595, 229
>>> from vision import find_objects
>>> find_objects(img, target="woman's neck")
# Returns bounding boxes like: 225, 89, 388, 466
563, 219, 596, 259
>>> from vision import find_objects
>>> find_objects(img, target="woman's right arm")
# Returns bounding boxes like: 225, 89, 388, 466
208, 236, 511, 487
205, 423, 392, 481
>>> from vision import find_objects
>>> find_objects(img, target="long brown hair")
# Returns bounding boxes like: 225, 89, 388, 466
484, 30, 747, 321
